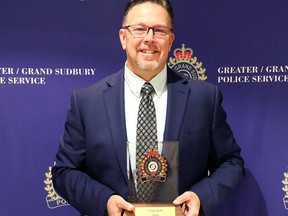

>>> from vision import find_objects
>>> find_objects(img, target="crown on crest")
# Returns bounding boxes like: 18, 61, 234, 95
174, 44, 193, 60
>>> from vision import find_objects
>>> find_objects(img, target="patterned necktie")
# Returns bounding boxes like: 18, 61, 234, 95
136, 82, 158, 202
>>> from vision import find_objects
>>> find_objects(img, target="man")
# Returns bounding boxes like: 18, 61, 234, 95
52, 0, 244, 216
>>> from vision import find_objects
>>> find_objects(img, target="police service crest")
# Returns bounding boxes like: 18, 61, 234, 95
138, 148, 168, 183
44, 163, 70, 209
282, 170, 288, 210
168, 44, 207, 81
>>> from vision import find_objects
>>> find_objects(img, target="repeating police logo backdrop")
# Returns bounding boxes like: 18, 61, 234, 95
44, 163, 70, 209
282, 170, 288, 210
168, 44, 207, 81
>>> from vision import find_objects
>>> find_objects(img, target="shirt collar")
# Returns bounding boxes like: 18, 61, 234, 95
124, 64, 167, 98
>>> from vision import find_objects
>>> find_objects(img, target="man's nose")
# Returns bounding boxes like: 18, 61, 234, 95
144, 28, 155, 41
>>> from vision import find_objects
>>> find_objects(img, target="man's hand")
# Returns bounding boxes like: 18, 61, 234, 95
106, 195, 134, 216
173, 191, 201, 216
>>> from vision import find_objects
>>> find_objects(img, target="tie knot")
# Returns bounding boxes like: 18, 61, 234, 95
141, 82, 154, 95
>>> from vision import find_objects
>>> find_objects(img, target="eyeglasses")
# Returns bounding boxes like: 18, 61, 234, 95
122, 24, 172, 39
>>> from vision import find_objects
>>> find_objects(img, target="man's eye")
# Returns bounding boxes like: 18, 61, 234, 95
134, 27, 146, 32
154, 28, 166, 34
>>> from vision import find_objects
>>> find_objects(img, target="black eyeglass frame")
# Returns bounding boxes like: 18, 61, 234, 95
122, 24, 173, 38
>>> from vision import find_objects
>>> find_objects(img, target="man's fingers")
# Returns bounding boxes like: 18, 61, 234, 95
173, 191, 190, 205
119, 200, 134, 212
107, 195, 134, 216
172, 192, 201, 216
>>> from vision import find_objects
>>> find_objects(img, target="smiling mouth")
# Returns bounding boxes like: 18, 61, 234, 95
139, 48, 159, 54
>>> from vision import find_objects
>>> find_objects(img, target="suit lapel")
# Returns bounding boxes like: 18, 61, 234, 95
103, 70, 128, 183
164, 69, 190, 141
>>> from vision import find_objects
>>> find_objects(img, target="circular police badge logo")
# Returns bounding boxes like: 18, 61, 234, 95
168, 43, 207, 81
138, 149, 167, 183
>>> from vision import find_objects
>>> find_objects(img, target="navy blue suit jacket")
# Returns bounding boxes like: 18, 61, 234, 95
52, 68, 244, 216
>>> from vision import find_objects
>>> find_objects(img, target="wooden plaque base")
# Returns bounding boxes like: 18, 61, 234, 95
123, 203, 183, 216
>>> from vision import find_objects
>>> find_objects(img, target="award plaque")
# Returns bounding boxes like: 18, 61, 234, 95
123, 203, 183, 216
126, 141, 182, 216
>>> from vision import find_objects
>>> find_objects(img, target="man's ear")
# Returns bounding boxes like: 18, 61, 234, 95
119, 29, 127, 50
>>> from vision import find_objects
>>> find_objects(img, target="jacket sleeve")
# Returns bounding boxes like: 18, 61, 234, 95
191, 86, 245, 216
52, 89, 114, 216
